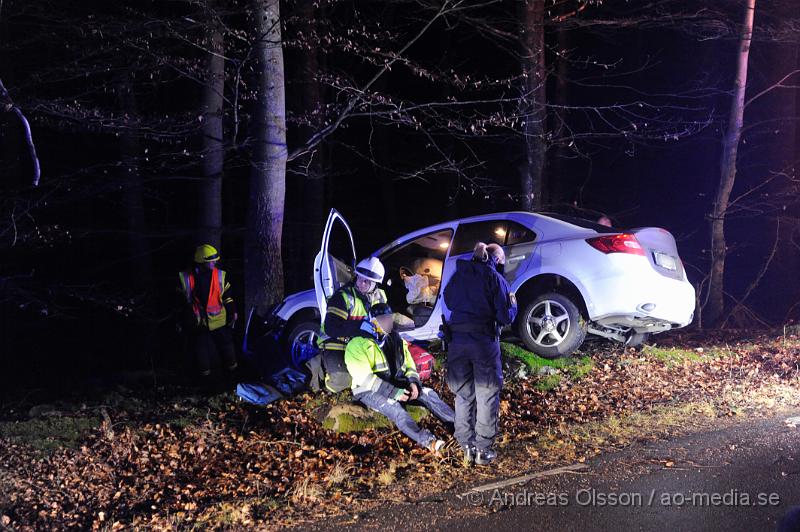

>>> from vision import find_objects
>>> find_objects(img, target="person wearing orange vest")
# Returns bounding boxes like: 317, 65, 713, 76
177, 244, 238, 389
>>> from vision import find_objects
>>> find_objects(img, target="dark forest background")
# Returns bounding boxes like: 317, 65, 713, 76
2, 0, 799, 391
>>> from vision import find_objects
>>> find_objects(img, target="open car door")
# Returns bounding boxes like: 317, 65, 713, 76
313, 209, 357, 324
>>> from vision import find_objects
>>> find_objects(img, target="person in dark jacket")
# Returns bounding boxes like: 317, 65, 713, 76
443, 241, 517, 465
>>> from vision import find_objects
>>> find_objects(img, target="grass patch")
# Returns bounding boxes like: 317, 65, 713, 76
532, 379, 800, 465
377, 462, 398, 486
303, 391, 351, 411
192, 496, 283, 528
641, 345, 702, 366
502, 342, 568, 371
565, 357, 595, 380
0, 416, 99, 452
534, 400, 720, 462
326, 461, 350, 486
168, 416, 197, 430
534, 374, 562, 392
501, 342, 595, 382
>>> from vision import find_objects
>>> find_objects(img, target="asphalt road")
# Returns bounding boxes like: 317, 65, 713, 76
320, 412, 800, 532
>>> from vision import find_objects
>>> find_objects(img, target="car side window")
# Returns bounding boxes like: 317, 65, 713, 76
505, 221, 536, 246
450, 220, 537, 256
450, 221, 508, 256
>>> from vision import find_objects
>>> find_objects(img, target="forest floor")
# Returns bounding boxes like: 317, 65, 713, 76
1, 329, 799, 530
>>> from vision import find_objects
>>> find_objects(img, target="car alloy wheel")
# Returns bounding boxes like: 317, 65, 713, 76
287, 320, 322, 364
527, 299, 571, 347
291, 328, 318, 354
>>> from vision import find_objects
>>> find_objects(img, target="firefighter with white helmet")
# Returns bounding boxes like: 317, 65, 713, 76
312, 256, 388, 392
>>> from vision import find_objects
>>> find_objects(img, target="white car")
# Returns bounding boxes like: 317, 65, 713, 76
245, 209, 695, 360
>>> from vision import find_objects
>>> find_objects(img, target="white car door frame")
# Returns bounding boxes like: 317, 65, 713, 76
313, 209, 356, 324
385, 227, 456, 342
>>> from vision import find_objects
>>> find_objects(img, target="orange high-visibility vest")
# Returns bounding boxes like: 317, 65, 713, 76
178, 267, 227, 331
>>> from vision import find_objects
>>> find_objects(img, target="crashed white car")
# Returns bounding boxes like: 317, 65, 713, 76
246, 209, 695, 359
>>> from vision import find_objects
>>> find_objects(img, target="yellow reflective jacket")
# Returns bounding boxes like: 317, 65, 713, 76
345, 334, 420, 399
321, 284, 387, 350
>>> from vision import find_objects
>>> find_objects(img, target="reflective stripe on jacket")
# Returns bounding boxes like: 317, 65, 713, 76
320, 285, 387, 350
345, 335, 420, 399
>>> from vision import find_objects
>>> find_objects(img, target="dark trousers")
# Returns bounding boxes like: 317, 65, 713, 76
322, 347, 351, 393
446, 338, 503, 451
194, 326, 237, 377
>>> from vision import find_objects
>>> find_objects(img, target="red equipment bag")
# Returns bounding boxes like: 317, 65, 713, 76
408, 343, 434, 382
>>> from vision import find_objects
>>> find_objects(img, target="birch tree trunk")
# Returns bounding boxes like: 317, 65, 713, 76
199, 13, 224, 248
245, 0, 287, 314
707, 0, 756, 326
520, 0, 547, 211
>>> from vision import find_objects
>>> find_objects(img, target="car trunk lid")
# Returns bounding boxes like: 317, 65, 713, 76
631, 227, 685, 280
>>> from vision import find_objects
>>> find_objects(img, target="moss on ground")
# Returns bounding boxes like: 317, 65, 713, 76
322, 403, 428, 433
534, 374, 563, 392
642, 345, 703, 366
501, 342, 594, 382
0, 416, 99, 452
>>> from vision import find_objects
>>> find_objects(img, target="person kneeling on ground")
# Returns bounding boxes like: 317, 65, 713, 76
345, 303, 455, 452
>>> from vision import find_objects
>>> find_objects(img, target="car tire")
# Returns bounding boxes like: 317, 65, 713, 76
287, 320, 321, 360
517, 292, 587, 359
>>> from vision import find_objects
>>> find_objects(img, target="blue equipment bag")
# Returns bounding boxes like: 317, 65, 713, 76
236, 382, 283, 406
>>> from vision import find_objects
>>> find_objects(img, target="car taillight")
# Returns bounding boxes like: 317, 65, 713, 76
586, 234, 645, 255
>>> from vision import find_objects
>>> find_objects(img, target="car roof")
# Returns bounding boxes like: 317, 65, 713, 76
375, 211, 612, 255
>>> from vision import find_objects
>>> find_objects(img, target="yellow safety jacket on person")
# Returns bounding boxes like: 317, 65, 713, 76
320, 284, 387, 351
178, 266, 233, 331
344, 334, 420, 399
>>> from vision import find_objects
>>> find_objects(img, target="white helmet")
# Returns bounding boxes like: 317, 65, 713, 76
355, 256, 385, 284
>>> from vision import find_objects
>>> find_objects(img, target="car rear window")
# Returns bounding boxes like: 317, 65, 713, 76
541, 213, 621, 233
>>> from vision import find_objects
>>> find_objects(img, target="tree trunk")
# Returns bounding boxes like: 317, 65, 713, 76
519, 0, 547, 211
0, 77, 41, 187
199, 14, 224, 249
245, 0, 287, 314
117, 74, 152, 289
707, 0, 756, 326
548, 24, 569, 208
761, 1, 799, 321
